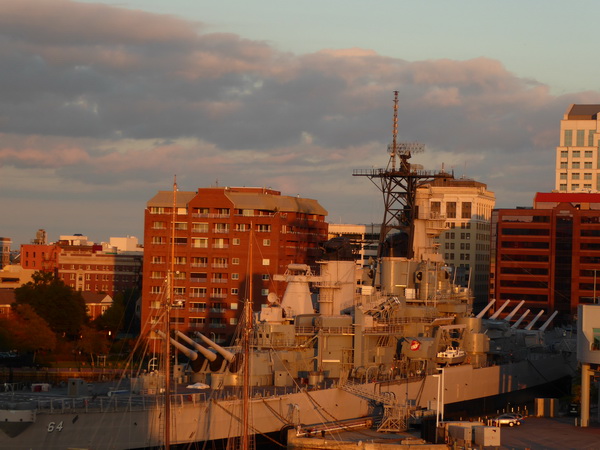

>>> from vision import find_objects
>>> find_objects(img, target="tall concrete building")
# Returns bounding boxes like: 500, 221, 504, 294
415, 176, 495, 306
141, 186, 328, 343
556, 104, 600, 193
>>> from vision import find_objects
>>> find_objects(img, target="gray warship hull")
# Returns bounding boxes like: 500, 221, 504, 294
0, 351, 574, 450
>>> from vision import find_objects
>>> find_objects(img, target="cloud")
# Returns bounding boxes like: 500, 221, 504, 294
1, 0, 598, 245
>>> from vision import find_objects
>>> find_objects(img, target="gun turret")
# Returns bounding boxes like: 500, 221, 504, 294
195, 333, 236, 362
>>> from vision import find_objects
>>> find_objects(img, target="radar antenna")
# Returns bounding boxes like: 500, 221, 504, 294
353, 91, 450, 260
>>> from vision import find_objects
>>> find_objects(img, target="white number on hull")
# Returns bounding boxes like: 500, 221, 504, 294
47, 421, 63, 432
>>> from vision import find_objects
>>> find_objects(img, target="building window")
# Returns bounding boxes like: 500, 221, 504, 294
585, 184, 592, 189
564, 130, 573, 146
573, 150, 581, 158
261, 289, 269, 296
192, 223, 209, 233
174, 222, 187, 230
560, 162, 568, 169
233, 238, 241, 246
560, 150, 568, 158
231, 288, 239, 295
214, 223, 229, 233
585, 150, 593, 158
174, 256, 187, 265
572, 162, 580, 169
577, 130, 585, 147
256, 224, 271, 232
262, 274, 270, 281
150, 207, 165, 214
151, 286, 162, 294
152, 236, 166, 245
430, 201, 441, 215
232, 273, 239, 280
446, 202, 456, 219
572, 173, 580, 180
230, 302, 238, 310
560, 184, 567, 191
230, 318, 238, 325
263, 239, 271, 246
192, 238, 208, 248
461, 202, 471, 219
153, 221, 166, 229
572, 184, 580, 190
585, 161, 593, 169
232, 258, 240, 265
262, 259, 270, 266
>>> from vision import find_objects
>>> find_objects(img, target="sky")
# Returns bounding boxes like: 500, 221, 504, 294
2, 0, 600, 248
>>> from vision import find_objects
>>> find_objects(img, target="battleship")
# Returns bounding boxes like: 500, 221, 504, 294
0, 94, 577, 449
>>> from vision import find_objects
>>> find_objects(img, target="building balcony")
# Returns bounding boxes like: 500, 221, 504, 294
211, 278, 228, 284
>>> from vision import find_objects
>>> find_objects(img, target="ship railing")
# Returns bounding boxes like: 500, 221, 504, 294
295, 326, 355, 335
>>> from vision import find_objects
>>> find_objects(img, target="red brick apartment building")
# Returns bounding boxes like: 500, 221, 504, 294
142, 187, 328, 342
490, 192, 600, 321
20, 240, 142, 298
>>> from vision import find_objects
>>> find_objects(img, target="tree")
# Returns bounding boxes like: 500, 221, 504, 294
14, 271, 88, 339
1, 304, 56, 354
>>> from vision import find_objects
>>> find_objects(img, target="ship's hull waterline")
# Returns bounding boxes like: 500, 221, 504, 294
0, 352, 573, 450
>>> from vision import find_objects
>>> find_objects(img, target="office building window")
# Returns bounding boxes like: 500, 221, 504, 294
585, 150, 593, 158
572, 184, 580, 190
560, 150, 568, 158
589, 130, 595, 147
584, 173, 592, 180
564, 130, 573, 146
560, 173, 567, 180
560, 184, 567, 191
572, 173, 580, 180
573, 150, 581, 158
577, 130, 585, 147
572, 162, 580, 169
585, 162, 593, 169
560, 162, 568, 169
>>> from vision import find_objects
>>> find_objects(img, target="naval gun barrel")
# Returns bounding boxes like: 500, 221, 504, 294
155, 330, 200, 360
195, 333, 236, 362
504, 300, 525, 322
525, 310, 545, 330
511, 309, 530, 329
476, 299, 496, 319
174, 330, 217, 361
539, 310, 559, 331
490, 300, 510, 320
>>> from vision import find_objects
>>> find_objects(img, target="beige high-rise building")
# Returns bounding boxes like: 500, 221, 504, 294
416, 177, 495, 306
556, 104, 600, 193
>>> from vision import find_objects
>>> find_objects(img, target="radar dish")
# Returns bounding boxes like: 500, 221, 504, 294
267, 292, 279, 305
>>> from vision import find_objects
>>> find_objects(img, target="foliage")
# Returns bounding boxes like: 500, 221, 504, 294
14, 271, 88, 339
77, 325, 110, 357
0, 304, 56, 353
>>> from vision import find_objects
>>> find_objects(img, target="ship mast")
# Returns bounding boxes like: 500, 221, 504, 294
164, 176, 177, 450
241, 227, 253, 450
353, 91, 450, 260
